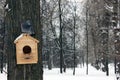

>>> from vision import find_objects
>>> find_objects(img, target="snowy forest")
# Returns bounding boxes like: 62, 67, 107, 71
0, 0, 120, 80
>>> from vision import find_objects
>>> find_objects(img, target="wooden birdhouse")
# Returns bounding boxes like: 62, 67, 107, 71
14, 33, 39, 64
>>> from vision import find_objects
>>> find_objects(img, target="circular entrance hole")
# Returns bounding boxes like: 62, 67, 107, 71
23, 45, 31, 54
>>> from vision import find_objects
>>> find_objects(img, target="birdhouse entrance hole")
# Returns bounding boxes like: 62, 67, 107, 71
23, 45, 31, 54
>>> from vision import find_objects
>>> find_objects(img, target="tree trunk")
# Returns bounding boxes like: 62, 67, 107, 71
59, 0, 63, 74
73, 6, 76, 75
86, 4, 89, 75
5, 0, 43, 80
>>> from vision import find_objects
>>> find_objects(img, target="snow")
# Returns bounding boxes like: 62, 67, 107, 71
0, 72, 7, 80
0, 65, 7, 80
14, 33, 24, 43
0, 64, 117, 80
116, 32, 120, 36
105, 4, 113, 12
43, 64, 116, 80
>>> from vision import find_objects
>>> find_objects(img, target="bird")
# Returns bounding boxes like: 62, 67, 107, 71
21, 20, 35, 35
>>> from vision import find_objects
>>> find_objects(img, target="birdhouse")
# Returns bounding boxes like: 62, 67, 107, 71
14, 33, 39, 64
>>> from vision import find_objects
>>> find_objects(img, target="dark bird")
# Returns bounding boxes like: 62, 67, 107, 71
21, 20, 35, 35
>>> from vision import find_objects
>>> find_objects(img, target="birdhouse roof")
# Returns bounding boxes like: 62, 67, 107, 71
14, 33, 39, 44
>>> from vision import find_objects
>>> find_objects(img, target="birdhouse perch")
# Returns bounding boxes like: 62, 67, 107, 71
14, 33, 39, 64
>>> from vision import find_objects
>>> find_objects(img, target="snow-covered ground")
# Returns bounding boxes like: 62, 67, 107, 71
43, 64, 116, 80
0, 69, 7, 80
0, 64, 117, 80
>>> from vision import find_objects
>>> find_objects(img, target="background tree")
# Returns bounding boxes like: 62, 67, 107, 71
83, 0, 120, 76
41, 0, 85, 72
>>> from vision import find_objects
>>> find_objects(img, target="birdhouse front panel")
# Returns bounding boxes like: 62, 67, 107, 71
14, 34, 39, 64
